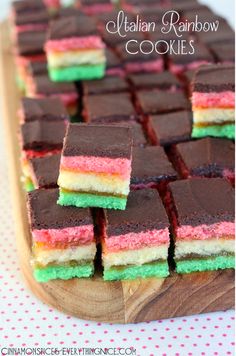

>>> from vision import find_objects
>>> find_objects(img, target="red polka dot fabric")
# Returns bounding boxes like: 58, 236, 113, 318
0, 135, 234, 355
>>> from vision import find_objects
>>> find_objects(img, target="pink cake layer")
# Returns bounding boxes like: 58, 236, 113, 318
176, 221, 235, 240
16, 24, 48, 33
192, 91, 235, 108
33, 225, 94, 244
61, 156, 131, 178
125, 59, 163, 74
15, 54, 46, 67
43, 0, 60, 7
82, 4, 114, 15
223, 169, 235, 186
45, 36, 105, 52
170, 60, 210, 75
105, 228, 169, 252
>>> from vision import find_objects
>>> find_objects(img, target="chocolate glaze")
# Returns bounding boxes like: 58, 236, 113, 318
138, 90, 190, 115
17, 31, 46, 56
22, 97, 69, 122
21, 121, 66, 151
83, 77, 129, 95
63, 123, 132, 159
197, 22, 234, 45
12, 0, 45, 14
15, 9, 49, 26
169, 178, 235, 227
34, 75, 77, 95
48, 15, 98, 40
84, 93, 137, 122
28, 189, 92, 230
106, 189, 169, 237
106, 48, 122, 69
176, 138, 235, 176
209, 43, 235, 63
30, 154, 60, 188
129, 71, 181, 90
28, 61, 47, 76
131, 146, 177, 184
117, 41, 162, 63
149, 111, 192, 146
193, 64, 235, 93
104, 31, 145, 48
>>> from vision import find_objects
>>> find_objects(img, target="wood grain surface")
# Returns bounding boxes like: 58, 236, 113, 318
0, 20, 234, 324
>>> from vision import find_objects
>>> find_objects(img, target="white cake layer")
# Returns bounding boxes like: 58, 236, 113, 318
48, 49, 106, 68
193, 108, 235, 124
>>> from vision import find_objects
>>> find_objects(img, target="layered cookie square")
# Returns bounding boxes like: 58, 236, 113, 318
82, 76, 129, 96
45, 15, 106, 81
131, 147, 177, 190
28, 189, 96, 282
58, 124, 133, 210
83, 93, 137, 123
168, 178, 235, 274
101, 189, 170, 280
26, 74, 79, 117
20, 120, 66, 191
129, 71, 182, 91
172, 138, 235, 184
19, 97, 69, 123
147, 111, 192, 146
191, 64, 235, 139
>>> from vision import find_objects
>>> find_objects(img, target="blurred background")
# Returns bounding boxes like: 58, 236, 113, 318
0, 0, 234, 27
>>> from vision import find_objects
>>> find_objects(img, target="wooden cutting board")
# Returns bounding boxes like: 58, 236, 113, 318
0, 20, 234, 324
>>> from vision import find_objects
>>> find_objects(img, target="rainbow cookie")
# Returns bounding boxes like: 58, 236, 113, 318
27, 189, 96, 282
168, 178, 235, 274
191, 64, 235, 139
101, 189, 170, 280
45, 15, 106, 82
20, 120, 66, 191
58, 124, 133, 210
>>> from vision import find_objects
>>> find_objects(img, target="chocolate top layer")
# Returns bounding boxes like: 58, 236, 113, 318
197, 22, 234, 45
30, 154, 60, 188
34, 75, 77, 95
81, 0, 111, 5
137, 90, 190, 115
104, 120, 147, 147
176, 138, 235, 172
48, 15, 98, 40
169, 42, 213, 65
17, 31, 46, 55
131, 146, 177, 184
106, 48, 122, 68
28, 188, 92, 230
28, 61, 47, 76
103, 31, 145, 48
106, 189, 169, 236
129, 71, 181, 90
83, 77, 129, 95
21, 97, 69, 122
63, 124, 133, 159
169, 178, 235, 226
84, 93, 137, 122
12, 0, 45, 14
21, 121, 66, 151
15, 9, 49, 26
193, 64, 235, 93
210, 43, 235, 63
150, 111, 192, 146
117, 41, 162, 63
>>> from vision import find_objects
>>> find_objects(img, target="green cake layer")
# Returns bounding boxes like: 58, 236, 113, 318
24, 179, 35, 192
192, 124, 235, 139
104, 262, 169, 281
176, 255, 235, 274
58, 189, 127, 210
49, 64, 106, 82
16, 74, 26, 94
34, 263, 94, 282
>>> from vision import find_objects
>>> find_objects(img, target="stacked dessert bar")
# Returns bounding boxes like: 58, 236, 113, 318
11, 0, 235, 283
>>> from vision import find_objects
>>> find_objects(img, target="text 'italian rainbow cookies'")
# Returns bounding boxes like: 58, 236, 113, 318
28, 189, 96, 282
168, 178, 235, 274
45, 15, 106, 82
58, 124, 133, 210
101, 189, 170, 281
191, 64, 235, 139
